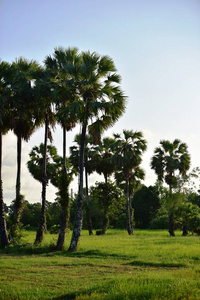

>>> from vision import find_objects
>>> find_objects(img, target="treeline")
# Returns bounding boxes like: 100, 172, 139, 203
1, 46, 200, 251
4, 179, 200, 235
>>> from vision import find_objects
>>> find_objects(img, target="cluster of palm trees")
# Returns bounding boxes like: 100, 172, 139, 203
70, 136, 192, 237
0, 46, 192, 250
0, 47, 127, 249
70, 130, 147, 235
27, 128, 147, 249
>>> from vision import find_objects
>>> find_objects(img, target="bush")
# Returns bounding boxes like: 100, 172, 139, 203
149, 215, 169, 229
189, 215, 200, 235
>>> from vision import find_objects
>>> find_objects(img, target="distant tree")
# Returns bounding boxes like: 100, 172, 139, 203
171, 167, 200, 235
190, 192, 200, 208
178, 167, 200, 208
132, 185, 160, 228
20, 201, 41, 228
151, 139, 191, 236
19, 201, 61, 230
93, 137, 116, 234
46, 201, 61, 229
90, 181, 125, 233
175, 201, 200, 236
113, 130, 147, 235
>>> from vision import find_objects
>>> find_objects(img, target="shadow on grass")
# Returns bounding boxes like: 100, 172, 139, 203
0, 244, 58, 256
0, 246, 138, 261
0, 247, 186, 269
51, 291, 90, 300
125, 260, 185, 268
50, 280, 113, 300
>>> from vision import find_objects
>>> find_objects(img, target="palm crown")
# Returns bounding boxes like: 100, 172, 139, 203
151, 139, 191, 189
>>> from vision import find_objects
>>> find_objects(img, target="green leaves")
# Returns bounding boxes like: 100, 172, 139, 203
27, 143, 75, 188
113, 130, 147, 177
151, 139, 191, 189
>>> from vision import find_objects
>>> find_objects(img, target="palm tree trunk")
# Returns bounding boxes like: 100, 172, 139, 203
129, 197, 134, 235
16, 133, 21, 200
0, 131, 9, 247
63, 126, 67, 174
56, 204, 69, 250
15, 133, 23, 222
129, 178, 134, 234
68, 123, 86, 251
126, 176, 133, 235
10, 133, 24, 239
168, 185, 175, 237
56, 126, 70, 250
101, 175, 109, 235
35, 115, 48, 244
85, 167, 93, 235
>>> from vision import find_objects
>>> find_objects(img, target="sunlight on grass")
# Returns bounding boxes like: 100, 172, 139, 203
0, 229, 200, 299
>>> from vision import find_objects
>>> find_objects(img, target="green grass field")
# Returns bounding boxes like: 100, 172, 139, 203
0, 229, 200, 299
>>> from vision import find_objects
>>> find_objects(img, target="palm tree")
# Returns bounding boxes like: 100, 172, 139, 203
44, 48, 80, 247
8, 58, 39, 238
94, 137, 116, 183
70, 134, 95, 235
63, 51, 126, 251
28, 143, 75, 249
150, 139, 191, 236
113, 130, 147, 235
93, 137, 116, 234
33, 69, 56, 244
45, 47, 80, 173
0, 60, 12, 247
27, 144, 58, 183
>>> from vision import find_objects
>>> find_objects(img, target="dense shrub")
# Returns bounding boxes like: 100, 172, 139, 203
132, 185, 160, 228
149, 215, 169, 229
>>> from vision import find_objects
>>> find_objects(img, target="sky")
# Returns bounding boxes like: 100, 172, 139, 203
1, 0, 200, 204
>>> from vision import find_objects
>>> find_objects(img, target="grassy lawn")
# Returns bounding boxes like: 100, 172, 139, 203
0, 229, 200, 299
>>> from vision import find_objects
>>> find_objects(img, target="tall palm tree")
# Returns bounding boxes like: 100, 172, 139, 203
44, 48, 80, 247
61, 51, 126, 251
34, 68, 55, 245
151, 139, 191, 236
0, 60, 12, 247
8, 58, 39, 238
45, 47, 80, 173
33, 68, 56, 245
113, 130, 147, 235
70, 134, 95, 235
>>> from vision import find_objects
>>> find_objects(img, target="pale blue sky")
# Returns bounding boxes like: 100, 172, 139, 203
1, 0, 200, 203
